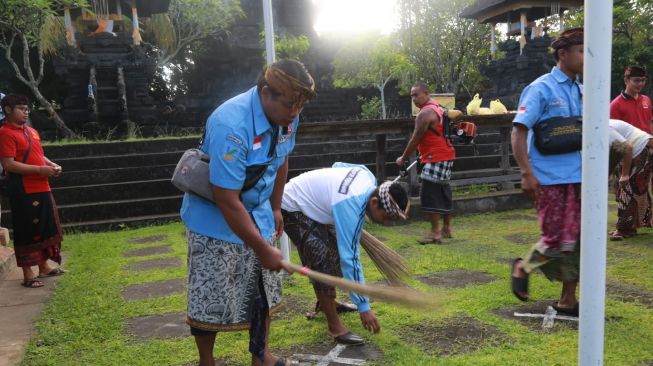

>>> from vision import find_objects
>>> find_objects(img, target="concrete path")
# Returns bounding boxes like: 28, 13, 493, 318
0, 260, 62, 366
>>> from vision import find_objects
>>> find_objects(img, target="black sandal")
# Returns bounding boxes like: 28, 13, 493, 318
511, 258, 529, 302
273, 357, 300, 366
22, 278, 44, 288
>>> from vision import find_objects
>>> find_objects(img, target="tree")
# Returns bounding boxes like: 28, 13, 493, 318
397, 0, 492, 96
261, 33, 310, 61
0, 0, 81, 137
332, 35, 414, 119
146, 0, 243, 68
562, 0, 653, 97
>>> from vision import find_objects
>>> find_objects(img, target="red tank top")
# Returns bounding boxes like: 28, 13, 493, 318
417, 101, 455, 163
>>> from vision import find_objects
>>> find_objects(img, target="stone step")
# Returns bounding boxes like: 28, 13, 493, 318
44, 138, 197, 159
51, 164, 176, 187
55, 151, 183, 172
52, 179, 179, 205
61, 213, 180, 232
1, 196, 182, 228
0, 246, 16, 283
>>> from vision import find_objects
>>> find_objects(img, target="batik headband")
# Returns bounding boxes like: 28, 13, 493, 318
264, 65, 317, 110
378, 181, 409, 220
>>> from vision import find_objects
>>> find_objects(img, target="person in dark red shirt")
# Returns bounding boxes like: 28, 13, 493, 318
610, 65, 653, 133
0, 95, 64, 288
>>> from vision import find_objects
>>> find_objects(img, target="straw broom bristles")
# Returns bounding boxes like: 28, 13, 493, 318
282, 260, 438, 309
360, 229, 410, 286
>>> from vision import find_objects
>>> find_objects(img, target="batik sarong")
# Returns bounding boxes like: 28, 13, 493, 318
10, 191, 62, 267
613, 147, 653, 234
185, 231, 282, 332
523, 184, 581, 282
282, 210, 340, 298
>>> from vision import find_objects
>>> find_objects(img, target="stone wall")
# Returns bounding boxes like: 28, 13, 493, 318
480, 36, 556, 110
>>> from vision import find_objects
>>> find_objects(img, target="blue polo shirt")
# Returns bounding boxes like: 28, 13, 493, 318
180, 87, 299, 243
513, 66, 583, 185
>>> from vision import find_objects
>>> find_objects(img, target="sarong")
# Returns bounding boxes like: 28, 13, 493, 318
185, 231, 282, 332
522, 184, 581, 282
613, 147, 653, 234
420, 161, 454, 214
10, 191, 62, 267
282, 210, 340, 298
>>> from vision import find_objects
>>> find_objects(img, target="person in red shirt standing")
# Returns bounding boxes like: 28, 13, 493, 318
610, 65, 652, 133
0, 95, 65, 288
396, 82, 456, 244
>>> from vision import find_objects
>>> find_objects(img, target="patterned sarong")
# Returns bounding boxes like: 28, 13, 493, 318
613, 147, 653, 234
281, 210, 340, 298
522, 184, 581, 282
10, 191, 62, 267
185, 231, 282, 332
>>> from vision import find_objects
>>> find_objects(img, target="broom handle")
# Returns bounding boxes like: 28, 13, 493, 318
281, 260, 432, 307
282, 260, 380, 299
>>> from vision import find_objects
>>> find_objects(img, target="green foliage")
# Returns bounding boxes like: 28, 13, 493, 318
358, 96, 382, 120
41, 14, 66, 57
396, 0, 492, 96
261, 33, 311, 61
609, 0, 653, 96
144, 0, 243, 67
332, 34, 415, 119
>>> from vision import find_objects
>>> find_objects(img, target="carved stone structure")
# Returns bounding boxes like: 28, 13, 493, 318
54, 0, 170, 137
480, 36, 554, 109
461, 0, 583, 108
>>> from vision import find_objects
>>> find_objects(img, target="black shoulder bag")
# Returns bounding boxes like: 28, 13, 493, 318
532, 116, 583, 155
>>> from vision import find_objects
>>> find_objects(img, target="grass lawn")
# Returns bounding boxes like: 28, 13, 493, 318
21, 206, 653, 366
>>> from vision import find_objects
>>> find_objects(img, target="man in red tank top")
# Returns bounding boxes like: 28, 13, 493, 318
396, 82, 456, 244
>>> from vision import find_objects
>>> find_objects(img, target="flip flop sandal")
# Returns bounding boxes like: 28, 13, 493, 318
552, 303, 579, 317
332, 331, 365, 345
38, 268, 66, 278
418, 236, 441, 245
22, 278, 44, 288
335, 302, 358, 313
273, 357, 300, 366
511, 258, 529, 302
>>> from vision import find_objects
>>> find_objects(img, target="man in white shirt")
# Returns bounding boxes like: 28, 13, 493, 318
608, 119, 653, 240
281, 162, 409, 345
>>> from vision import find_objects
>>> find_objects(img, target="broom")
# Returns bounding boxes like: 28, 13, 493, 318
282, 260, 438, 309
360, 229, 410, 286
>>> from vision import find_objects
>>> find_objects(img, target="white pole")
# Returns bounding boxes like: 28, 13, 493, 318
490, 24, 496, 59
262, 0, 276, 64
579, 1, 612, 365
280, 232, 291, 262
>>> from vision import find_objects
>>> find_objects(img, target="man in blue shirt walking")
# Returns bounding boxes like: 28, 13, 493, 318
510, 28, 584, 317
181, 59, 315, 366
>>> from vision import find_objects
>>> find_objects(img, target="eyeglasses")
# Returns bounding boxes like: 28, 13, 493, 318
629, 77, 647, 84
14, 106, 30, 113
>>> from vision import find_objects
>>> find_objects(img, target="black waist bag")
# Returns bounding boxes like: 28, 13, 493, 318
533, 116, 582, 155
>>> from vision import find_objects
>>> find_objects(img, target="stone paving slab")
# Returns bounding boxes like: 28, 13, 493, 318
128, 235, 168, 244
607, 281, 653, 308
125, 312, 189, 339
123, 245, 172, 257
504, 232, 539, 245
400, 314, 508, 357
417, 270, 498, 288
122, 278, 186, 301
126, 257, 182, 272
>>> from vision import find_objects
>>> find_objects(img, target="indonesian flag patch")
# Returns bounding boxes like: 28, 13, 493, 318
253, 136, 263, 150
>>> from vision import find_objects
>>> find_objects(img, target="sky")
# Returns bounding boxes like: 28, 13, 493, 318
312, 0, 400, 36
